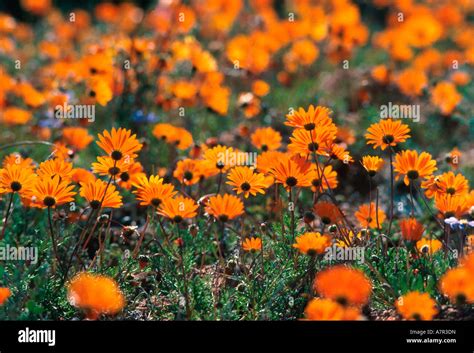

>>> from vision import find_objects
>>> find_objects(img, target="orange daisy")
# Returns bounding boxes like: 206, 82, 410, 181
173, 159, 203, 186
96, 127, 143, 161
355, 202, 386, 228
365, 119, 411, 151
226, 166, 268, 198
157, 195, 199, 223
242, 237, 262, 252
133, 175, 177, 208
416, 238, 443, 255
361, 155, 384, 177
307, 164, 338, 193
293, 232, 331, 256
205, 193, 244, 222
250, 127, 282, 152
80, 179, 122, 209
92, 156, 131, 178
285, 105, 334, 131
37, 158, 74, 181
270, 155, 312, 191
399, 218, 424, 241
288, 127, 336, 158
421, 172, 469, 199
393, 150, 437, 186
0, 163, 36, 196
29, 175, 76, 208
435, 194, 469, 219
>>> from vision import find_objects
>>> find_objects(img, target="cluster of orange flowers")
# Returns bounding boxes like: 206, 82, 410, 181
0, 0, 473, 321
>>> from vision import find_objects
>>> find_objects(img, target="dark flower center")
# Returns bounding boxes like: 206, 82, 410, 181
111, 150, 123, 161
151, 198, 161, 207
335, 296, 348, 306
304, 211, 315, 222
308, 142, 319, 152
261, 144, 268, 152
218, 214, 229, 222
412, 313, 422, 321
444, 211, 455, 218
173, 215, 183, 223
321, 216, 331, 225
10, 181, 22, 192
120, 172, 130, 182
456, 293, 466, 306
306, 249, 317, 257
286, 176, 297, 187
108, 167, 120, 176
240, 182, 251, 191
90, 200, 101, 209
216, 161, 225, 169
184, 171, 193, 181
312, 179, 321, 187
407, 170, 419, 180
368, 170, 376, 177
89, 90, 96, 98
43, 196, 56, 207
382, 135, 394, 144
366, 217, 373, 223
446, 187, 456, 195
304, 123, 315, 131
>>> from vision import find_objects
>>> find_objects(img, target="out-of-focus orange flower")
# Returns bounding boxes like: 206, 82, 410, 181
396, 68, 428, 96
252, 80, 270, 97
1, 107, 32, 125
314, 201, 343, 225
431, 81, 462, 115
314, 265, 372, 306
68, 272, 125, 320
304, 298, 361, 321
0, 288, 11, 305
21, 0, 51, 16
440, 267, 474, 305
396, 291, 437, 320
174, 159, 203, 186
62, 127, 94, 151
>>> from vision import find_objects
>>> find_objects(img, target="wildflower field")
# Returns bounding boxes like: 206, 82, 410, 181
0, 0, 474, 323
